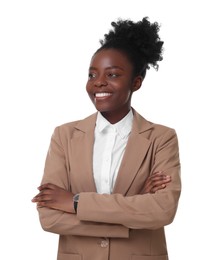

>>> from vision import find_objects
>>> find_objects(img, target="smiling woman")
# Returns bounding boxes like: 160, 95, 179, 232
86, 49, 137, 123
32, 17, 181, 260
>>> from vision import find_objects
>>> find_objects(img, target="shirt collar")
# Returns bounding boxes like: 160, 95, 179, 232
95, 110, 133, 139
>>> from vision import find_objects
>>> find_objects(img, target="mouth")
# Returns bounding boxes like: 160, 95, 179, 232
94, 92, 112, 98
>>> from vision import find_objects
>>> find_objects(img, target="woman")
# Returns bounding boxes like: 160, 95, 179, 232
32, 17, 181, 260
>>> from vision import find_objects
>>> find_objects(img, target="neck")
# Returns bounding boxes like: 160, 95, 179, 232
101, 109, 131, 124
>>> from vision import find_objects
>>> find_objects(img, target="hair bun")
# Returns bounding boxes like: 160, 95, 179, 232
100, 17, 164, 70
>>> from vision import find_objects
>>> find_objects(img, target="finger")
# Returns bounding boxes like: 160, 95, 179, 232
143, 176, 166, 189
142, 174, 171, 194
151, 171, 164, 175
32, 194, 54, 202
152, 171, 168, 177
142, 182, 154, 193
147, 176, 171, 186
38, 183, 58, 191
32, 188, 54, 200
149, 174, 171, 181
153, 178, 172, 186
37, 198, 60, 209
146, 179, 171, 192
148, 172, 167, 179
151, 184, 166, 193
37, 200, 54, 208
32, 196, 45, 203
144, 177, 171, 193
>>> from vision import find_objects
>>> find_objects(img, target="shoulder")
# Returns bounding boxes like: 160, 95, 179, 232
52, 112, 97, 140
132, 109, 179, 150
133, 109, 176, 137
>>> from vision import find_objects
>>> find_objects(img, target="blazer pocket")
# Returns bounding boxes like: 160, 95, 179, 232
58, 253, 81, 260
131, 255, 168, 260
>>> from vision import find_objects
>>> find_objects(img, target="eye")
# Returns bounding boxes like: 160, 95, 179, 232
108, 73, 119, 78
88, 72, 97, 80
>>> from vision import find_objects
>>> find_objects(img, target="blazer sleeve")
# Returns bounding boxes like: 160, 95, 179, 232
37, 126, 129, 238
77, 128, 181, 230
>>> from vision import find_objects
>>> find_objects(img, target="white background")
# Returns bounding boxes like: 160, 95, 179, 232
0, 0, 223, 259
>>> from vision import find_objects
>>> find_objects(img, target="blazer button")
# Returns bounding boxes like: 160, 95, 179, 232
100, 240, 108, 248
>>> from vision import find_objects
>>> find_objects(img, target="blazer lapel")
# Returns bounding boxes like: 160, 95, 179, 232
70, 113, 97, 192
113, 110, 153, 195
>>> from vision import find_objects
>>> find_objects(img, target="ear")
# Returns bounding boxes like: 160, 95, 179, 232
132, 76, 143, 92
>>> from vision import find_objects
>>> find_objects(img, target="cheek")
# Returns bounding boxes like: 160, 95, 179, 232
86, 84, 96, 104
119, 87, 132, 101
86, 82, 92, 96
85, 83, 92, 98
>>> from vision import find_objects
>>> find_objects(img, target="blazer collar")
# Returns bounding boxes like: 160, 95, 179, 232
72, 108, 154, 195
74, 108, 153, 134
74, 112, 97, 134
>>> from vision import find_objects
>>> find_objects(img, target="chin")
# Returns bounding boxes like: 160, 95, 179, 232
95, 106, 112, 113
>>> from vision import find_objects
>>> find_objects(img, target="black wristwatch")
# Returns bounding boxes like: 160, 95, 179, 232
73, 194, 79, 213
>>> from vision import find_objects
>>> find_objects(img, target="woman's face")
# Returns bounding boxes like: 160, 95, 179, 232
86, 48, 141, 124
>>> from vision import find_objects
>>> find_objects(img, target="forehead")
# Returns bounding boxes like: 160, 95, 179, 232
90, 49, 133, 70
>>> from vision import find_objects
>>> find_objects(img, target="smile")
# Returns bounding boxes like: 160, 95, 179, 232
95, 93, 112, 98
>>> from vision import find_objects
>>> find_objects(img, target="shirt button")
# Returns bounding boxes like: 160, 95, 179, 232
100, 240, 108, 248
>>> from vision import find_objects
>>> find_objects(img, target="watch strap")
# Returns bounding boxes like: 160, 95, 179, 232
73, 194, 79, 213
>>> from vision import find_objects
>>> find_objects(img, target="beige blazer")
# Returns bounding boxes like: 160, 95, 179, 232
37, 109, 181, 260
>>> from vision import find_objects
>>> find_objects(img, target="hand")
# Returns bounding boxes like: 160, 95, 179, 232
141, 171, 171, 194
32, 183, 75, 213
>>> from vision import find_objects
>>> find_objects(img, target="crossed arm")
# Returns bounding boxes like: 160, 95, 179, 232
32, 172, 171, 214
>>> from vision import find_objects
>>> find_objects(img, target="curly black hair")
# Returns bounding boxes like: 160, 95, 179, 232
96, 17, 164, 79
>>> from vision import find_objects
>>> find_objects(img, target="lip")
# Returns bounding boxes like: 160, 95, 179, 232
94, 92, 113, 101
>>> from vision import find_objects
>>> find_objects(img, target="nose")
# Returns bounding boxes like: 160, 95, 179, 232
94, 75, 108, 87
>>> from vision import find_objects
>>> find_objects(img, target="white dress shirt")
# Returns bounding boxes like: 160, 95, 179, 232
93, 110, 133, 194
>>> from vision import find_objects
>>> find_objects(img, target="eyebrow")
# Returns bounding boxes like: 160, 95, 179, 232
89, 66, 124, 71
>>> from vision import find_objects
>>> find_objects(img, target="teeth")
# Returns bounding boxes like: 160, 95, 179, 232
95, 93, 112, 97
